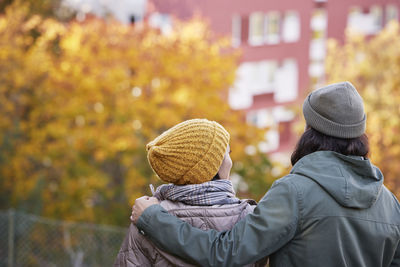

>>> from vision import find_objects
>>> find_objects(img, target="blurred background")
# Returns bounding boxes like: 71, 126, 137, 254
0, 0, 400, 266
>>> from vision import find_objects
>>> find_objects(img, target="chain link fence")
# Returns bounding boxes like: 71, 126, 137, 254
0, 209, 127, 267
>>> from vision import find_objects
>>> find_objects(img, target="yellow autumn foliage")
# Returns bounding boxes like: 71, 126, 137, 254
326, 21, 400, 197
0, 2, 272, 226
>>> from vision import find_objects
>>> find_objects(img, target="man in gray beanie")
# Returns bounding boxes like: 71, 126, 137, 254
131, 82, 400, 267
303, 81, 366, 138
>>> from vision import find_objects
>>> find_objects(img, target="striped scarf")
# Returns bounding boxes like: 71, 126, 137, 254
152, 179, 241, 206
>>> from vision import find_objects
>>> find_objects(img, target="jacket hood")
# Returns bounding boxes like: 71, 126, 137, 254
291, 151, 383, 209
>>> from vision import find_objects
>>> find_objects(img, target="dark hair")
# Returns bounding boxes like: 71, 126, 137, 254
212, 173, 220, 181
291, 127, 369, 166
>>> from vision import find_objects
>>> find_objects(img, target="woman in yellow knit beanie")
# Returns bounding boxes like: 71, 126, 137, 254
146, 118, 231, 185
115, 119, 267, 266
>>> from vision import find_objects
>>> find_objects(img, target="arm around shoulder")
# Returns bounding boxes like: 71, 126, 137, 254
136, 178, 300, 267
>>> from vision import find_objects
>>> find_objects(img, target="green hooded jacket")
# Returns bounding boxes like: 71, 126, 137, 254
137, 151, 400, 267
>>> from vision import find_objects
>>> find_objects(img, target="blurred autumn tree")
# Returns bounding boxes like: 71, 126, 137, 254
0, 1, 273, 226
326, 21, 400, 197
0, 0, 76, 21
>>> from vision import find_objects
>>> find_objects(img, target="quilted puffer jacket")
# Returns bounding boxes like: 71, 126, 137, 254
114, 199, 267, 266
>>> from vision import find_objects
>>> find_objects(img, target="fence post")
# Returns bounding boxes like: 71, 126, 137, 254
8, 209, 15, 267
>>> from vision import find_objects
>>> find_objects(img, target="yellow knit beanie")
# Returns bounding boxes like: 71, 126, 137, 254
146, 119, 230, 185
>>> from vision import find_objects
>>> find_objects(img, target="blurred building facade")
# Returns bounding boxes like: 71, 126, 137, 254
147, 0, 400, 158
65, 0, 400, 157
63, 0, 146, 23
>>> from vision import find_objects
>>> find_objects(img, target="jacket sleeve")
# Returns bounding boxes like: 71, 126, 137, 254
136, 179, 300, 267
391, 241, 400, 267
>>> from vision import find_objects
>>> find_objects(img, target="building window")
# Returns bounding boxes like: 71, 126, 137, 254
347, 6, 363, 32
275, 59, 298, 103
246, 107, 295, 153
228, 86, 253, 110
310, 36, 326, 61
309, 9, 327, 83
261, 129, 280, 152
370, 5, 383, 33
386, 5, 398, 24
246, 109, 272, 128
310, 9, 327, 34
264, 12, 280, 44
348, 6, 362, 20
232, 15, 241, 47
229, 60, 278, 109
236, 61, 277, 95
282, 11, 300, 43
148, 13, 172, 34
249, 12, 264, 46
246, 111, 259, 126
248, 11, 283, 45
347, 6, 384, 35
266, 61, 278, 85
308, 61, 325, 78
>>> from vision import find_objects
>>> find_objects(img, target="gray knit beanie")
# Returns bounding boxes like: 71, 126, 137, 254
303, 81, 366, 138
